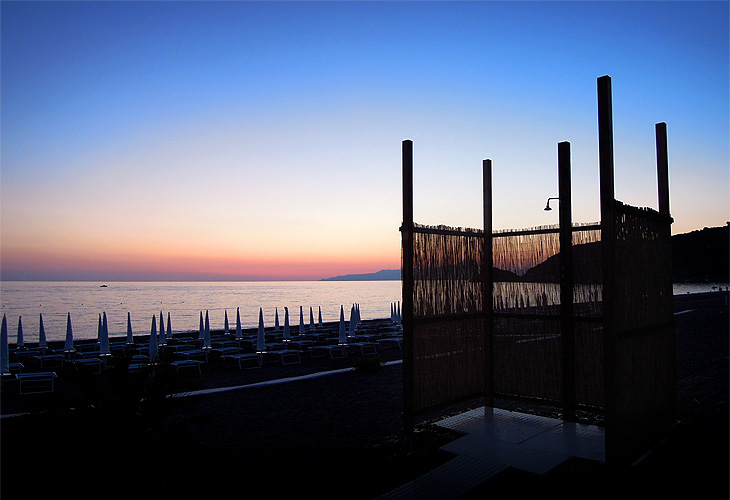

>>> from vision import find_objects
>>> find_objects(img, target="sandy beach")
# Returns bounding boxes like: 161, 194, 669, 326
1, 291, 727, 499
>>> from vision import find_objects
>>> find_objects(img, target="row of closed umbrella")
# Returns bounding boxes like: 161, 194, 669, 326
390, 301, 402, 324
0, 311, 170, 367
168, 304, 362, 357
251, 304, 362, 351
1, 313, 72, 373
217, 306, 326, 338
1, 312, 75, 355
1, 303, 367, 372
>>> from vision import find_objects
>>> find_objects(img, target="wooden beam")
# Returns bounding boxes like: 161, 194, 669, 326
558, 141, 576, 421
401, 139, 415, 439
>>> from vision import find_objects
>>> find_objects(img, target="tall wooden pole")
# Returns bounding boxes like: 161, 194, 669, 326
597, 75, 617, 462
401, 139, 415, 439
558, 141, 576, 421
656, 122, 670, 217
482, 159, 494, 409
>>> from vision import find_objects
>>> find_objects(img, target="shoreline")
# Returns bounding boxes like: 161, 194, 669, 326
3, 288, 726, 351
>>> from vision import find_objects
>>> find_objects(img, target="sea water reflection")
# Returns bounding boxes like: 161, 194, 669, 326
0, 280, 724, 344
0, 281, 402, 343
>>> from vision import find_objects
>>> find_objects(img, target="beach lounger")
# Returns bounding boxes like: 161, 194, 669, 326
282, 339, 315, 351
73, 358, 103, 374
34, 353, 65, 368
14, 349, 42, 365
377, 337, 402, 350
310, 345, 348, 359
211, 340, 237, 349
347, 342, 377, 356
263, 350, 302, 365
174, 349, 209, 362
171, 360, 203, 375
16, 372, 56, 394
127, 355, 150, 372
6, 362, 24, 374
210, 346, 241, 359
222, 353, 263, 369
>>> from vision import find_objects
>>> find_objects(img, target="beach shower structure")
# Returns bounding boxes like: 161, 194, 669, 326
400, 75, 675, 464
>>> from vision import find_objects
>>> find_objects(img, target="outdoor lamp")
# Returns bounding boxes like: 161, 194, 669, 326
544, 197, 559, 211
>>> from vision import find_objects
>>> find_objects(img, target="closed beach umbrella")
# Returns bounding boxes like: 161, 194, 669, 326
159, 311, 166, 345
338, 305, 346, 344
299, 306, 304, 335
16, 316, 24, 349
257, 307, 266, 352
167, 312, 172, 340
309, 307, 315, 331
38, 313, 47, 349
97, 314, 103, 346
149, 315, 158, 360
224, 310, 229, 334
100, 312, 111, 355
348, 305, 356, 336
235, 307, 242, 339
64, 313, 75, 352
203, 310, 211, 349
275, 308, 280, 332
283, 307, 290, 339
318, 306, 322, 327
126, 312, 134, 344
199, 311, 204, 340
1, 315, 9, 374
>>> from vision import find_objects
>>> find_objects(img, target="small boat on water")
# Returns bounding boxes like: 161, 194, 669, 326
100, 284, 108, 288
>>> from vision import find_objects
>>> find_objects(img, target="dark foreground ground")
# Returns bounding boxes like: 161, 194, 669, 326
1, 292, 728, 499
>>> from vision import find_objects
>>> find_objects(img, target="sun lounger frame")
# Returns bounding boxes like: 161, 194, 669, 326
222, 353, 263, 369
171, 360, 203, 375
16, 372, 57, 394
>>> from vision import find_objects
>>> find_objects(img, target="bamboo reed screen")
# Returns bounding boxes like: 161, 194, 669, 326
411, 224, 486, 411
409, 222, 605, 413
491, 224, 603, 407
609, 201, 675, 460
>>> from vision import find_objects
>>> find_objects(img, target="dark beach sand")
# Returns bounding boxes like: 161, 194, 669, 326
2, 292, 727, 499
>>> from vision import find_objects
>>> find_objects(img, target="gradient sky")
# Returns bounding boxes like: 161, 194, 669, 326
1, 1, 728, 281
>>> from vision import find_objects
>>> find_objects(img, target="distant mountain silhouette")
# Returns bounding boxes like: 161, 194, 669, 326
321, 269, 401, 281
672, 225, 728, 282
520, 241, 602, 283
493, 267, 522, 282
328, 225, 728, 283
504, 225, 728, 284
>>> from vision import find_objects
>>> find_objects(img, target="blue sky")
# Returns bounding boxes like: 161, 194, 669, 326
1, 1, 728, 280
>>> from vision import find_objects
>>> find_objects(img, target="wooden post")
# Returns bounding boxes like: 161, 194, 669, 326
558, 141, 576, 421
401, 139, 415, 439
656, 122, 670, 217
597, 75, 617, 462
482, 159, 494, 409
656, 121, 676, 426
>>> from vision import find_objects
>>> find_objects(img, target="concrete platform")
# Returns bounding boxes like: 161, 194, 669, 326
377, 407, 605, 499
436, 407, 605, 473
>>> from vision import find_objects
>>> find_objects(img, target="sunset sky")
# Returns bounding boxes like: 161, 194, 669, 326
1, 1, 728, 281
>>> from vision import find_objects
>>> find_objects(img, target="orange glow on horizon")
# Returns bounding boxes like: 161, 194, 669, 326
0, 244, 400, 281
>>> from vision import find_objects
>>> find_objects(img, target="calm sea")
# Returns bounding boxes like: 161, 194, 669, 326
0, 281, 402, 344
0, 281, 725, 345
